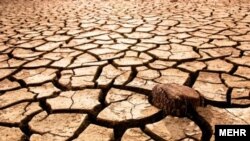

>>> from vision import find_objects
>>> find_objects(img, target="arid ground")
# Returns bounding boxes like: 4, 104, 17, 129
0, 0, 249, 140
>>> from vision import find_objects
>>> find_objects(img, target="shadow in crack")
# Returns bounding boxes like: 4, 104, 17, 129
187, 106, 213, 141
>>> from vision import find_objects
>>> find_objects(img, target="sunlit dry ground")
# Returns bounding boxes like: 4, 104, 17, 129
0, 0, 250, 140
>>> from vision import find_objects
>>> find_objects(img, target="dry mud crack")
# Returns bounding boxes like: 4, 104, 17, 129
0, 0, 250, 140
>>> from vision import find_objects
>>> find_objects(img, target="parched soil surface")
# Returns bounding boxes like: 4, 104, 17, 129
0, 0, 249, 140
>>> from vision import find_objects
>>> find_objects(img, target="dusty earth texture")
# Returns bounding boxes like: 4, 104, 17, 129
0, 0, 250, 140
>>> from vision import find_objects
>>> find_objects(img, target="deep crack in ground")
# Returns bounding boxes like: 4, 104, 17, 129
0, 0, 250, 140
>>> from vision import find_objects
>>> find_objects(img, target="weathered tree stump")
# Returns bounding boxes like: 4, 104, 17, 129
150, 83, 204, 117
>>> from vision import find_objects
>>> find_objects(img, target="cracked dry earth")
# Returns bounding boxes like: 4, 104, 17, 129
0, 0, 250, 140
